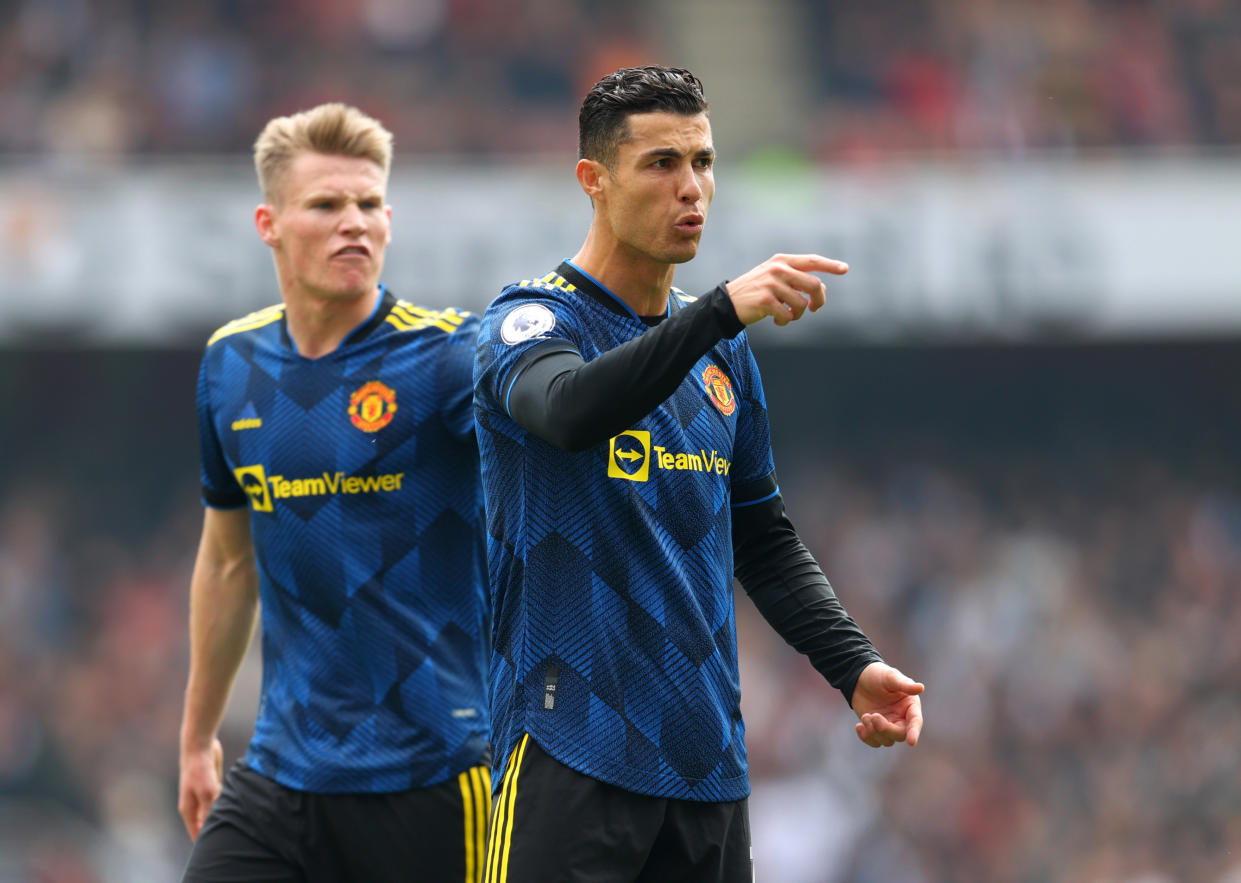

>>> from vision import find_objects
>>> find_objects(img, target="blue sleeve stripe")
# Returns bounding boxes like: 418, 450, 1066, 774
731, 486, 780, 508
502, 362, 535, 416
499, 338, 580, 416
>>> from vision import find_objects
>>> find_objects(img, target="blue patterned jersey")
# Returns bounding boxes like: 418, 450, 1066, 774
474, 262, 778, 802
197, 287, 489, 793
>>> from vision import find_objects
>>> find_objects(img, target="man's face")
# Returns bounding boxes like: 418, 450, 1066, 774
597, 111, 715, 266
259, 151, 392, 302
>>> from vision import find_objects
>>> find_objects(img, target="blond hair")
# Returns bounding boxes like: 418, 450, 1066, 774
253, 103, 394, 202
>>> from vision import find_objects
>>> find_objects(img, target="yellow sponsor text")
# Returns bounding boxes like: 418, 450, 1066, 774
266, 471, 406, 500
652, 446, 731, 476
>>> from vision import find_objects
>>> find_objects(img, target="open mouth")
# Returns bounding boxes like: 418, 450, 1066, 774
333, 245, 370, 258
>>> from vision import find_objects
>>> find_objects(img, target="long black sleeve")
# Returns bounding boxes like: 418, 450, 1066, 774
732, 491, 882, 706
506, 284, 743, 450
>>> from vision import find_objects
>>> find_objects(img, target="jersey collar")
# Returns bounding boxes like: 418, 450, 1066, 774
558, 261, 670, 325
279, 284, 397, 352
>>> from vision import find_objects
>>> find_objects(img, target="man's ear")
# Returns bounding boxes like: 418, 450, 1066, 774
254, 203, 279, 247
576, 158, 607, 202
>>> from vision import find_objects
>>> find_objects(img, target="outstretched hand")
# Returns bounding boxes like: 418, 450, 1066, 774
725, 253, 849, 327
852, 662, 925, 748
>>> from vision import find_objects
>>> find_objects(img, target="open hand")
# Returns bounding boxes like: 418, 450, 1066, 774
852, 662, 924, 748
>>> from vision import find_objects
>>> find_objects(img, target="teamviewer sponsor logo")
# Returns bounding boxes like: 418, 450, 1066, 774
607, 430, 651, 482
233, 464, 406, 511
607, 431, 733, 483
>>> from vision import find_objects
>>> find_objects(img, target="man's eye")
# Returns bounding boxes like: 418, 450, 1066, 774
695, 157, 714, 169
360, 200, 380, 210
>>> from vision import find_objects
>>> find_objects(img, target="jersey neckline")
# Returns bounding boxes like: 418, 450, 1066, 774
279, 285, 398, 354
558, 261, 674, 326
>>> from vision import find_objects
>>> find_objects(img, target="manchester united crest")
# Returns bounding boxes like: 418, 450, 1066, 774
348, 381, 397, 432
702, 365, 736, 416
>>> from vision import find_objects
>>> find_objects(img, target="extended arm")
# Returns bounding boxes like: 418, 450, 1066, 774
507, 253, 850, 450
178, 506, 260, 839
732, 493, 923, 746
732, 492, 881, 703
507, 285, 742, 450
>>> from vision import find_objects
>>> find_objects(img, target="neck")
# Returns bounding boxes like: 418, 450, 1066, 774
571, 228, 676, 317
282, 283, 380, 359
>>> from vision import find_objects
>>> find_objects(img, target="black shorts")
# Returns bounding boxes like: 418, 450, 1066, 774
485, 735, 752, 883
182, 761, 492, 883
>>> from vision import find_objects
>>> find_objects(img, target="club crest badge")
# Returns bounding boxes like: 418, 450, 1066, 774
702, 365, 736, 416
349, 381, 397, 432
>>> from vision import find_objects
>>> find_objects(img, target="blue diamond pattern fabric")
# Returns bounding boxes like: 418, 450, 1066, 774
197, 288, 489, 792
474, 265, 777, 801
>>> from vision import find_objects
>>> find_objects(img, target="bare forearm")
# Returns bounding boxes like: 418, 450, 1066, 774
180, 512, 260, 751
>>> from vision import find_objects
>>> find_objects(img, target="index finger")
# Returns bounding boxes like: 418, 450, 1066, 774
780, 254, 849, 276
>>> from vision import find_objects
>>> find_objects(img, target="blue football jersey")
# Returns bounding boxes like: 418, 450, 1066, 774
197, 287, 489, 792
474, 262, 778, 802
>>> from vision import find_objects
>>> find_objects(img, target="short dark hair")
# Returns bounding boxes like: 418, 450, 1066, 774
578, 65, 709, 168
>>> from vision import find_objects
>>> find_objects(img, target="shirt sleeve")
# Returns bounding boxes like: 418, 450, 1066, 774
474, 285, 586, 422
732, 491, 883, 706
438, 312, 482, 440
197, 348, 247, 509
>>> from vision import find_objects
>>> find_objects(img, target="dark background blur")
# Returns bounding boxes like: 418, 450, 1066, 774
3, 1, 1240, 881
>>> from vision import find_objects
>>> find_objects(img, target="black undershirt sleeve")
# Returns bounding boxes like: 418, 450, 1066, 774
732, 492, 883, 707
506, 284, 743, 451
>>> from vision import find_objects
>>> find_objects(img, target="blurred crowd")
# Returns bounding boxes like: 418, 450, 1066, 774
0, 0, 655, 158
743, 449, 1241, 882
4, 2, 1241, 875
3, 0, 1240, 161
803, 0, 1241, 159
2, 411, 1238, 880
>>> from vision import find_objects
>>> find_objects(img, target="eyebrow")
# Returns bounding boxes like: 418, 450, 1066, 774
638, 146, 716, 161
303, 190, 385, 202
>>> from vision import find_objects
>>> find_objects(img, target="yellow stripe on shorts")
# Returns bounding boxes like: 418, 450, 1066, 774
459, 764, 492, 883
484, 734, 531, 883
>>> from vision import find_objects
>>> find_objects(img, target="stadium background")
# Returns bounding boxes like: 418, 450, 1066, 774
2, 1, 1240, 880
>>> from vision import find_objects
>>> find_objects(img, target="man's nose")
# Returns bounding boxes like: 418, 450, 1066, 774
678, 167, 702, 202
339, 203, 366, 231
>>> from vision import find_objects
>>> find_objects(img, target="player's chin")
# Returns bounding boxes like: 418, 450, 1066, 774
663, 241, 701, 265
324, 272, 379, 300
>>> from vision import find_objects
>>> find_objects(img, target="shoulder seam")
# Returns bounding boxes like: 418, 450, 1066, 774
512, 272, 577, 294
206, 304, 285, 346
386, 301, 473, 334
